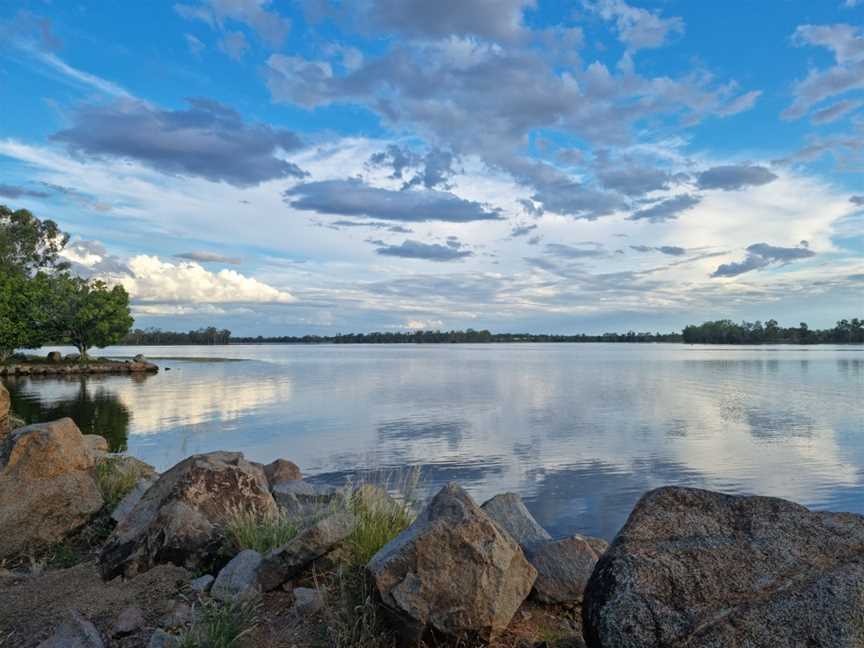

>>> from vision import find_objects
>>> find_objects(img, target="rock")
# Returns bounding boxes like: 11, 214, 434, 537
292, 587, 324, 616
133, 354, 146, 362
158, 602, 194, 630
211, 549, 263, 601
583, 486, 864, 648
525, 535, 607, 604
111, 478, 156, 525
0, 383, 9, 439
113, 605, 146, 637
481, 492, 551, 550
99, 451, 277, 579
263, 458, 302, 485
83, 434, 109, 460
272, 480, 346, 519
368, 483, 537, 644
190, 574, 215, 593
37, 610, 104, 648
257, 510, 356, 591
66, 353, 81, 362
1, 417, 95, 478
46, 351, 63, 363
148, 629, 179, 648
0, 419, 103, 558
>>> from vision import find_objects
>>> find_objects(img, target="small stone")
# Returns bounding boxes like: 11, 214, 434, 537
190, 574, 215, 593
211, 549, 263, 601
37, 610, 104, 648
147, 629, 179, 648
158, 602, 193, 630
113, 605, 145, 637
292, 587, 324, 616
264, 458, 302, 485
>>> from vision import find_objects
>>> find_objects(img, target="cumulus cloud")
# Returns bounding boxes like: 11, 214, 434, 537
851, 195, 864, 205
52, 98, 306, 187
115, 255, 295, 303
175, 0, 290, 48
368, 145, 457, 189
359, 0, 533, 42
587, 0, 684, 51
711, 243, 816, 278
629, 194, 701, 222
375, 239, 473, 261
174, 251, 242, 265
284, 178, 501, 222
696, 165, 778, 191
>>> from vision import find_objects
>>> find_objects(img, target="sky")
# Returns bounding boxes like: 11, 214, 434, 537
0, 0, 862, 336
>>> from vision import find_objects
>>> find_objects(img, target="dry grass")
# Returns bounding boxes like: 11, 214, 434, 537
94, 456, 142, 510
223, 506, 300, 555
177, 597, 261, 648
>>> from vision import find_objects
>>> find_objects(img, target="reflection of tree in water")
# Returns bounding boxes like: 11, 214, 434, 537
3, 375, 139, 452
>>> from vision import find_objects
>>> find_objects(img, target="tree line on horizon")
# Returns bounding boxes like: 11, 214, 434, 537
122, 319, 863, 346
0, 205, 133, 362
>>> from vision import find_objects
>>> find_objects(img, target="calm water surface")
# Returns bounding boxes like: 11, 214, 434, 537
4, 344, 863, 539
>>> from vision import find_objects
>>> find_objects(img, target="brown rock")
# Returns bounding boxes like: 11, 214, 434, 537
46, 351, 63, 363
263, 458, 302, 485
0, 418, 103, 558
83, 435, 109, 461
583, 486, 864, 648
367, 483, 537, 644
526, 535, 607, 604
1, 418, 95, 478
99, 451, 277, 579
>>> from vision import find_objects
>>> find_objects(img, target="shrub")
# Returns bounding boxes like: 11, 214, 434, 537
94, 457, 140, 511
223, 506, 299, 555
177, 598, 260, 648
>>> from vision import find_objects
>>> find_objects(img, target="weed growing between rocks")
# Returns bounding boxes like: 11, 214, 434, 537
94, 456, 142, 510
323, 567, 395, 648
224, 506, 300, 555
177, 597, 261, 648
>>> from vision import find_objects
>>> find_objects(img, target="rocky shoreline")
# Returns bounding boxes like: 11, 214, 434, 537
0, 353, 159, 377
1, 382, 863, 648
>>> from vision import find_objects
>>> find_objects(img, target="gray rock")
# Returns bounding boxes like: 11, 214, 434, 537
272, 480, 346, 519
263, 458, 302, 485
99, 451, 277, 579
292, 586, 324, 615
368, 483, 537, 644
158, 602, 193, 630
526, 535, 607, 604
147, 629, 179, 648
37, 610, 104, 648
190, 574, 215, 593
584, 486, 864, 648
481, 492, 551, 549
133, 354, 146, 362
111, 478, 156, 525
113, 605, 145, 637
65, 354, 81, 362
257, 510, 356, 591
211, 549, 263, 601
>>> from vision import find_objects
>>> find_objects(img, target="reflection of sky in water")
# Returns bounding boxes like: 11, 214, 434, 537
5, 344, 863, 539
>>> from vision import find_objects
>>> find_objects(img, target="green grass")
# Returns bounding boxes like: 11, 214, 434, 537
177, 598, 260, 648
223, 506, 300, 555
345, 492, 413, 567
324, 567, 395, 648
94, 457, 142, 510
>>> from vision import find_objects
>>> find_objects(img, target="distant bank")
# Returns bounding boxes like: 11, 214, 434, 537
121, 318, 864, 346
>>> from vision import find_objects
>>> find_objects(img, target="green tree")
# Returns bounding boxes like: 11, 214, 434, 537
49, 276, 134, 359
0, 272, 55, 362
0, 205, 70, 276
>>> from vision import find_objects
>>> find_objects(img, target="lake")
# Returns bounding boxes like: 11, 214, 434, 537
4, 343, 863, 540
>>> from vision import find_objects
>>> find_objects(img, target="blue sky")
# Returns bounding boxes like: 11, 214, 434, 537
1, 0, 862, 335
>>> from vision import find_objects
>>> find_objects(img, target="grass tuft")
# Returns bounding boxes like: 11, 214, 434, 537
324, 567, 395, 648
177, 597, 260, 648
223, 506, 299, 555
94, 457, 141, 511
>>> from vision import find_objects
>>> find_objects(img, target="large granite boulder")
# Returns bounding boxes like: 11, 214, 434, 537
99, 451, 277, 579
583, 486, 864, 648
367, 483, 537, 644
0, 418, 104, 558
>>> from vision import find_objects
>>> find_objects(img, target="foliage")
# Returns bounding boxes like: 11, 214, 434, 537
0, 205, 69, 277
47, 275, 134, 358
123, 326, 232, 345
177, 598, 260, 648
0, 272, 51, 362
683, 318, 864, 344
325, 567, 395, 648
94, 457, 142, 510
223, 506, 299, 555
